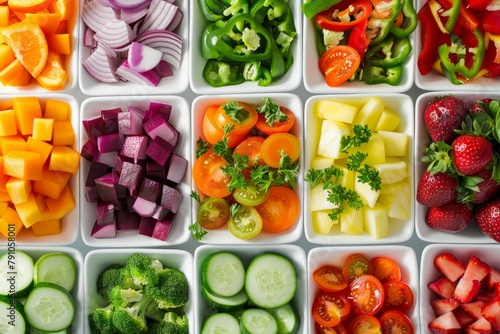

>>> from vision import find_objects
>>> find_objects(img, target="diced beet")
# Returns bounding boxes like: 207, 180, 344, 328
115, 155, 134, 175
143, 114, 179, 146
132, 196, 159, 217
95, 172, 122, 205
86, 161, 110, 187
118, 110, 143, 135
95, 151, 118, 168
83, 116, 105, 138
129, 106, 146, 120
96, 202, 115, 226
85, 186, 101, 203
100, 118, 119, 134
138, 178, 162, 202
91, 219, 117, 238
97, 132, 125, 153
120, 135, 148, 159
146, 100, 172, 121
118, 161, 144, 194
146, 160, 166, 182
166, 153, 187, 184
101, 107, 121, 120
146, 136, 174, 166
160, 184, 183, 213
116, 211, 141, 230
114, 200, 128, 212
152, 206, 169, 221
139, 217, 157, 237
151, 211, 175, 241
81, 138, 99, 161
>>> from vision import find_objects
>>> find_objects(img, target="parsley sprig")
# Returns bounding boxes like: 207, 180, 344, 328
221, 153, 250, 192
340, 124, 371, 152
188, 191, 207, 241
257, 97, 288, 126
251, 151, 300, 192
213, 124, 235, 162
222, 100, 249, 124
196, 138, 211, 158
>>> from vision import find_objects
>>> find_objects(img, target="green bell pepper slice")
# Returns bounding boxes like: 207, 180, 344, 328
438, 28, 485, 83
207, 13, 274, 61
363, 63, 403, 85
203, 60, 245, 87
365, 35, 412, 67
258, 67, 272, 86
390, 0, 418, 38
243, 61, 263, 81
301, 0, 342, 20
367, 0, 401, 45
199, 0, 249, 22
201, 22, 221, 59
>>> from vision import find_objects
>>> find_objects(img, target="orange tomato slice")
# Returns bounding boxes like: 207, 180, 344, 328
319, 45, 361, 87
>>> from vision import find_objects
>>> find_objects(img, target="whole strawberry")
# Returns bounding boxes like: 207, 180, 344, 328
471, 169, 500, 204
470, 98, 493, 114
417, 170, 457, 207
426, 202, 473, 233
451, 134, 492, 175
424, 95, 468, 144
474, 198, 500, 242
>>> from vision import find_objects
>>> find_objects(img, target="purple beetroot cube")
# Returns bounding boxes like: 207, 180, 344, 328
85, 161, 109, 187
81, 138, 98, 161
95, 151, 118, 168
166, 154, 188, 184
146, 160, 166, 182
118, 161, 144, 195
143, 114, 179, 147
120, 135, 148, 160
139, 217, 157, 237
132, 196, 159, 217
91, 219, 117, 238
146, 136, 174, 166
118, 110, 143, 135
160, 184, 183, 213
83, 116, 105, 138
152, 212, 175, 241
144, 101, 172, 121
97, 132, 124, 153
96, 202, 115, 226
116, 211, 141, 230
95, 171, 122, 205
101, 107, 121, 120
85, 186, 101, 203
137, 178, 162, 202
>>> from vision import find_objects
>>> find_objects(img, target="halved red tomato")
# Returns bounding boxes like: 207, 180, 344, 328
255, 106, 296, 135
313, 265, 349, 292
371, 256, 402, 284
214, 101, 258, 135
233, 136, 265, 167
315, 322, 348, 334
348, 275, 385, 316
319, 45, 361, 87
380, 310, 414, 334
312, 291, 351, 328
382, 281, 414, 313
192, 149, 231, 198
202, 104, 247, 147
343, 253, 373, 283
255, 186, 300, 233
347, 315, 381, 334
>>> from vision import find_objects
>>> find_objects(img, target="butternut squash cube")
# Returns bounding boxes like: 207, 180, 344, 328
0, 44, 14, 70
5, 177, 32, 204
12, 97, 42, 135
34, 167, 70, 199
31, 219, 62, 237
44, 99, 70, 120
0, 201, 7, 216
15, 193, 42, 228
1, 135, 27, 155
0, 207, 24, 237
49, 146, 79, 174
0, 109, 17, 136
44, 185, 75, 219
3, 150, 43, 180
27, 137, 53, 165
0, 189, 10, 201
32, 118, 54, 142
52, 120, 74, 146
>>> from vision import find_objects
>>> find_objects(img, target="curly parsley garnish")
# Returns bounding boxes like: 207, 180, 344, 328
196, 138, 211, 158
257, 97, 288, 126
340, 124, 372, 153
222, 100, 249, 124
188, 191, 207, 241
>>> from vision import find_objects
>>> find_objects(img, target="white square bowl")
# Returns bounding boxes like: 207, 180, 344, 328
302, 0, 415, 94
84, 248, 194, 334
190, 93, 304, 244
415, 91, 500, 243
189, 1, 302, 94
78, 0, 189, 96
420, 243, 500, 331
0, 1, 79, 94
414, 0, 499, 91
308, 245, 419, 333
79, 95, 191, 247
194, 244, 307, 334
0, 94, 80, 246
6, 246, 85, 334
304, 94, 415, 244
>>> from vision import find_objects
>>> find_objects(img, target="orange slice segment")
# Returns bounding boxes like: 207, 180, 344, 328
24, 12, 63, 35
35, 50, 67, 90
0, 21, 48, 77
7, 0, 55, 13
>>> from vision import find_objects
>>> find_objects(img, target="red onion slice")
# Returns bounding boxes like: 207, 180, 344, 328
108, 0, 152, 10
138, 0, 178, 35
136, 30, 182, 68
83, 46, 120, 83
82, 0, 118, 33
116, 60, 162, 86
120, 7, 149, 24
94, 20, 137, 49
166, 8, 183, 31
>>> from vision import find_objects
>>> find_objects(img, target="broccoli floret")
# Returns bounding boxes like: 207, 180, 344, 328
222, 0, 248, 17
149, 312, 189, 334
112, 295, 155, 334
125, 253, 163, 287
109, 286, 144, 308
96, 264, 122, 301
89, 303, 119, 334
145, 268, 189, 309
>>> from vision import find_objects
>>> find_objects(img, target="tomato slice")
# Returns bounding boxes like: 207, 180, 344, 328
215, 101, 258, 135
312, 291, 351, 328
347, 315, 381, 334
348, 275, 385, 316
319, 45, 361, 87
202, 104, 247, 147
197, 197, 230, 230
315, 322, 348, 334
370, 256, 402, 284
342, 254, 373, 283
313, 265, 349, 293
233, 136, 265, 167
227, 205, 262, 239
260, 132, 301, 168
192, 149, 231, 198
255, 106, 296, 135
382, 281, 414, 313
380, 310, 414, 334
255, 186, 300, 233
233, 184, 269, 207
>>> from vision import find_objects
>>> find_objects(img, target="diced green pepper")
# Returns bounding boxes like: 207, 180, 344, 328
202, 60, 245, 87
363, 63, 403, 85
199, 0, 249, 21
301, 0, 342, 20
390, 0, 418, 37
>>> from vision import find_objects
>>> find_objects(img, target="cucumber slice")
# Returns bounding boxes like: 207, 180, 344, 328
202, 252, 245, 297
24, 282, 75, 332
0, 295, 29, 334
202, 285, 248, 312
267, 303, 299, 334
201, 312, 241, 334
245, 253, 297, 309
240, 308, 278, 334
30, 328, 68, 334
34, 252, 77, 292
0, 251, 34, 297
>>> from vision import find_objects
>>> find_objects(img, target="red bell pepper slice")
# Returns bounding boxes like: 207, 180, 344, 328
418, 2, 446, 74
484, 37, 500, 77
437, 0, 479, 31
482, 11, 500, 34
315, 0, 373, 31
465, 0, 493, 10
347, 18, 371, 58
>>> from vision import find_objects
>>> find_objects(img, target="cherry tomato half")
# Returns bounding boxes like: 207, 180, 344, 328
227, 205, 262, 239
255, 106, 296, 135
347, 315, 381, 334
380, 310, 414, 334
348, 275, 385, 316
192, 149, 231, 198
215, 101, 258, 135
312, 291, 351, 328
382, 281, 414, 313
319, 45, 361, 87
343, 253, 373, 283
255, 186, 300, 233
313, 265, 349, 293
197, 197, 230, 230
202, 105, 247, 147
315, 322, 348, 334
371, 256, 402, 284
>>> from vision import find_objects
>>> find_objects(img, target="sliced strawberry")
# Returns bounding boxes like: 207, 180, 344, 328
454, 256, 492, 303
464, 328, 482, 334
475, 290, 497, 303
453, 306, 475, 328
428, 311, 463, 334
461, 300, 485, 320
434, 253, 466, 283
431, 298, 460, 316
486, 268, 500, 291
469, 317, 493, 333
429, 276, 457, 299
482, 297, 500, 331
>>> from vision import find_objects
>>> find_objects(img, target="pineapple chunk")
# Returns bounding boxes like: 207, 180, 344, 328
317, 120, 349, 159
377, 181, 410, 220
314, 100, 358, 123
311, 155, 335, 170
380, 180, 406, 194
340, 206, 364, 235
375, 109, 400, 131
354, 173, 381, 208
348, 133, 386, 165
364, 203, 389, 239
353, 97, 385, 130
373, 158, 407, 184
310, 183, 339, 212
378, 130, 409, 157
333, 164, 356, 190
312, 210, 338, 235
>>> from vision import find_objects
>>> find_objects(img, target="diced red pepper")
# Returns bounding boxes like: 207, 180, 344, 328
347, 18, 371, 58
466, 0, 493, 10
418, 2, 446, 74
482, 11, 500, 34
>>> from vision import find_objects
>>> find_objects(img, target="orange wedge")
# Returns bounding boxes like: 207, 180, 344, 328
24, 12, 63, 35
0, 6, 9, 27
0, 21, 48, 77
35, 50, 67, 90
7, 0, 54, 13
49, 0, 73, 20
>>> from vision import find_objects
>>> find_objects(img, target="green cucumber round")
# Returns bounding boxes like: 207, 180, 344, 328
202, 251, 245, 297
34, 252, 77, 292
0, 251, 34, 298
0, 295, 29, 334
202, 285, 248, 312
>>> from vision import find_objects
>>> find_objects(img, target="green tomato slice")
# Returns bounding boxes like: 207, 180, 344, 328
233, 184, 269, 206
197, 197, 230, 230
228, 205, 262, 239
